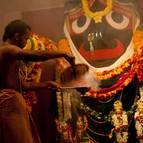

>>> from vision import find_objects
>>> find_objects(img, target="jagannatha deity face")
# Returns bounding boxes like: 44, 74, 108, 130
64, 0, 140, 69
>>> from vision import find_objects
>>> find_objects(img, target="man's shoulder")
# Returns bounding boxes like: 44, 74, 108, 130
0, 43, 19, 51
0, 43, 21, 57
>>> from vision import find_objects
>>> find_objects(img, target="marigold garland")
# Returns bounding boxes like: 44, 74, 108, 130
56, 38, 135, 100
57, 38, 134, 81
133, 30, 143, 56
95, 57, 134, 80
85, 66, 135, 100
57, 38, 72, 54
134, 111, 143, 140
86, 29, 143, 100
95, 30, 143, 81
40, 36, 57, 51
56, 29, 143, 100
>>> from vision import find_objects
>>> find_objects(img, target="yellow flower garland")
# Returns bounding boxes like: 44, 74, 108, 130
55, 29, 143, 99
85, 29, 143, 99
95, 57, 134, 80
133, 30, 143, 56
81, 0, 112, 23
85, 69, 135, 99
95, 29, 143, 80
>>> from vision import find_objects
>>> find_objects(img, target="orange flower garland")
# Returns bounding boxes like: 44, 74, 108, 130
95, 30, 143, 81
95, 57, 134, 80
57, 38, 73, 54
86, 29, 143, 100
86, 65, 135, 100
133, 30, 143, 56
55, 29, 143, 100
133, 30, 143, 82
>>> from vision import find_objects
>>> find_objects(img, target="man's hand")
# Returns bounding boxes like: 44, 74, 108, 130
64, 53, 75, 66
46, 81, 61, 90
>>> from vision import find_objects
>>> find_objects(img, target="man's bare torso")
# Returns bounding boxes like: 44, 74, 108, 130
0, 44, 21, 90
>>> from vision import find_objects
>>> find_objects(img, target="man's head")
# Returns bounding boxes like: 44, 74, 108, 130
2, 20, 31, 48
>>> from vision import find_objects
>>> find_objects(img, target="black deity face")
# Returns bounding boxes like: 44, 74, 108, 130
64, 0, 140, 68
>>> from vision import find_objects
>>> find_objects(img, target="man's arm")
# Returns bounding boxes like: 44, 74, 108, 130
4, 45, 75, 65
21, 80, 61, 91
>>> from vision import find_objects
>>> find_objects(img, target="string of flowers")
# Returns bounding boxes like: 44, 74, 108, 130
55, 90, 73, 142
134, 97, 143, 142
55, 89, 90, 142
95, 57, 134, 80
56, 28, 143, 100
85, 28, 143, 100
80, 102, 109, 121
109, 100, 128, 143
85, 65, 135, 100
133, 29, 143, 82
56, 38, 136, 100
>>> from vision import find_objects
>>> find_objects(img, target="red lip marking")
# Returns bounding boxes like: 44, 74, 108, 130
78, 39, 125, 60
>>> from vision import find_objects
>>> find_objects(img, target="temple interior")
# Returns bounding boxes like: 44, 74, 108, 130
1, 0, 143, 143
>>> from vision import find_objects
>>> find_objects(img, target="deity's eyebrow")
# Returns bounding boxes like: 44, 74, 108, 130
113, 3, 137, 19
68, 8, 85, 21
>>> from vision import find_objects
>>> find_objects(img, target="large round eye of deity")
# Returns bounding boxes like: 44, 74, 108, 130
71, 15, 91, 34
106, 11, 130, 30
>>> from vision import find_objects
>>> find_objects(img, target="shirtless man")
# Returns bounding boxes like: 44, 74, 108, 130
0, 20, 75, 143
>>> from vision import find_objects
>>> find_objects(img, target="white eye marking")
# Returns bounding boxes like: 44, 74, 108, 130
72, 15, 91, 34
106, 11, 130, 30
